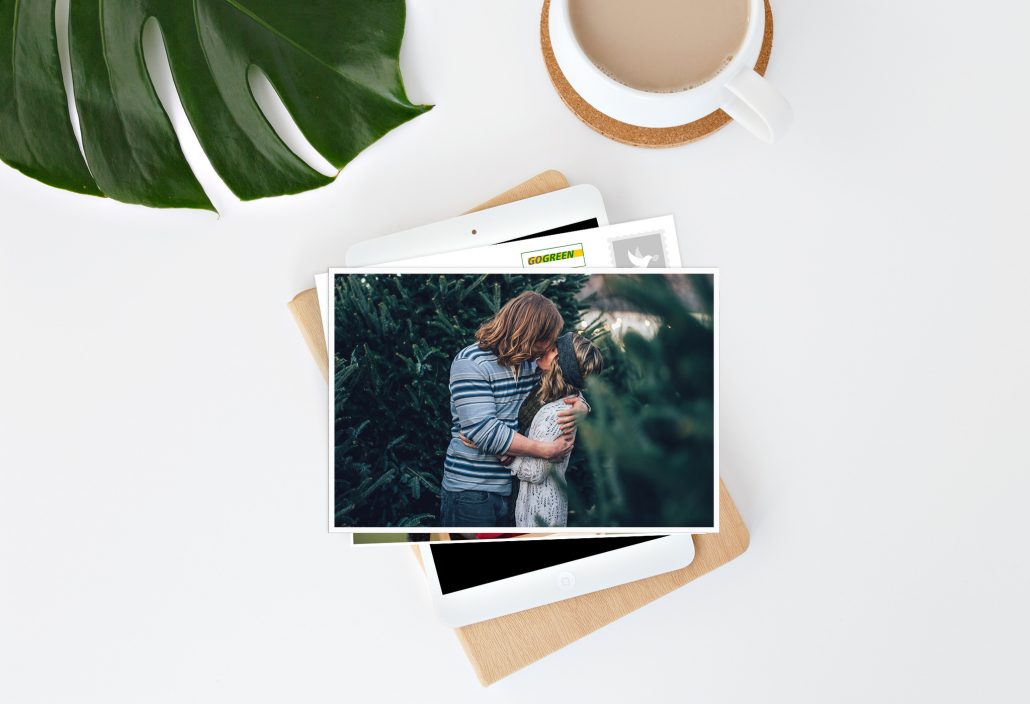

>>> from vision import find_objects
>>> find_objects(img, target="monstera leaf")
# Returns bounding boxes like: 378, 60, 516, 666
0, 1, 429, 210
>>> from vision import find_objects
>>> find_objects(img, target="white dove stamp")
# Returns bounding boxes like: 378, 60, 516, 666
626, 246, 657, 268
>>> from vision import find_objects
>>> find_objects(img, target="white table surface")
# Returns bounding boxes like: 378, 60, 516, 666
2, 1, 1029, 701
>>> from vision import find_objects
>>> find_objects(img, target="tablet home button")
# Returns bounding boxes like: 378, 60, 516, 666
557, 572, 576, 589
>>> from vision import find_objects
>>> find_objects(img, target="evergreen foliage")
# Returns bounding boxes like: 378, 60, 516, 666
572, 274, 716, 528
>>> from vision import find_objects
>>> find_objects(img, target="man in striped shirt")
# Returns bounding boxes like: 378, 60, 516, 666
441, 291, 588, 528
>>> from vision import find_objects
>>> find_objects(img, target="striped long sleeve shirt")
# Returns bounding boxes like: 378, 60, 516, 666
442, 343, 540, 494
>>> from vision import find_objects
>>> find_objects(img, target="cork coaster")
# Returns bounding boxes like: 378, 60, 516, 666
540, 0, 775, 147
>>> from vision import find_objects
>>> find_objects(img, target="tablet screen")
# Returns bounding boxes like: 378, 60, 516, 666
501, 217, 599, 244
430, 535, 666, 594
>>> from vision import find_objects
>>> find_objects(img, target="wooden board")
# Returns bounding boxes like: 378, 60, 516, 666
286, 287, 329, 383
287, 170, 749, 686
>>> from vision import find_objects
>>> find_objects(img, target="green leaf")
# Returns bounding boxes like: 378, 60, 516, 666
0, 2, 100, 196
0, 0, 430, 210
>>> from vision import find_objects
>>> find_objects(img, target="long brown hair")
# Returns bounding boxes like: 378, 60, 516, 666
538, 333, 604, 403
476, 291, 564, 368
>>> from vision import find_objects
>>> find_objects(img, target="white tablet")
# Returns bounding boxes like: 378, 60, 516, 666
345, 184, 608, 266
419, 534, 695, 626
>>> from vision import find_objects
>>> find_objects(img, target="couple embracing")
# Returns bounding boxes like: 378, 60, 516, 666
440, 291, 603, 528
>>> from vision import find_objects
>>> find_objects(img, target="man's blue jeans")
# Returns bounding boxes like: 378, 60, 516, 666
440, 488, 510, 528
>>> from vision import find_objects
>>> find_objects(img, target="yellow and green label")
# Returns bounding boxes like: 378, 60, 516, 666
521, 243, 586, 267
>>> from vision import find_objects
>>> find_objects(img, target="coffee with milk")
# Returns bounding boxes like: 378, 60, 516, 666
568, 0, 750, 93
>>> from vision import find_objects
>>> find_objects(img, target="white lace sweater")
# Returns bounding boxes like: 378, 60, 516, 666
510, 399, 573, 527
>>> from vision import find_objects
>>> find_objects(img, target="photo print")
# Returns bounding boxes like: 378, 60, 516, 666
331, 269, 718, 533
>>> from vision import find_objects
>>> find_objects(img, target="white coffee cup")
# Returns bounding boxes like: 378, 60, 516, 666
548, 0, 792, 143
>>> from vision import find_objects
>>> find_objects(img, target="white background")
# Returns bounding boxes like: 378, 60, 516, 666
2, 1, 1029, 701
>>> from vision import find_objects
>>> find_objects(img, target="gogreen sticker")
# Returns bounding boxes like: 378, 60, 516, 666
521, 243, 586, 268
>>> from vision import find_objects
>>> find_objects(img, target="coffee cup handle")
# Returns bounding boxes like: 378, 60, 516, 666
722, 69, 793, 143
